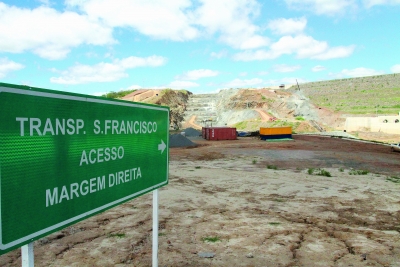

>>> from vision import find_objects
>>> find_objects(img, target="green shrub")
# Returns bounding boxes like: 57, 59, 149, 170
102, 89, 136, 99
202, 236, 221, 243
317, 169, 332, 177
308, 168, 331, 177
386, 176, 400, 183
349, 169, 369, 175
108, 233, 125, 238
268, 222, 281, 226
267, 165, 277, 170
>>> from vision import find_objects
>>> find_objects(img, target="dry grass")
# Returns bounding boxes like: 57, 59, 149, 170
290, 73, 400, 115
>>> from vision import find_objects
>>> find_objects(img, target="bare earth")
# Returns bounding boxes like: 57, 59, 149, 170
1, 135, 400, 267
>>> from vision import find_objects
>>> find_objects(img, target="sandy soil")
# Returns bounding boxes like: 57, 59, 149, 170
184, 115, 202, 130
1, 135, 400, 267
350, 131, 400, 144
255, 109, 273, 121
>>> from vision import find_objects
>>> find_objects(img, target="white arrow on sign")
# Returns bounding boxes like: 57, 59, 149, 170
158, 140, 166, 154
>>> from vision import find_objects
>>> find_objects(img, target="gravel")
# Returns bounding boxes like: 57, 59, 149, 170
169, 134, 197, 148
183, 127, 201, 137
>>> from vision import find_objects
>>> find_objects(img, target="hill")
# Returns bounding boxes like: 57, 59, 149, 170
108, 74, 400, 142
288, 74, 400, 115
115, 88, 192, 129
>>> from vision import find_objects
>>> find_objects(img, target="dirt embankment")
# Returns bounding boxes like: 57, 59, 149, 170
151, 90, 192, 129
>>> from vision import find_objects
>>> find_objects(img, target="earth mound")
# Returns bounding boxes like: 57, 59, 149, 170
169, 134, 197, 148
183, 127, 201, 137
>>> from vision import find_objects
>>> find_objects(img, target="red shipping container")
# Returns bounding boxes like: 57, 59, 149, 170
205, 127, 237, 140
202, 127, 206, 139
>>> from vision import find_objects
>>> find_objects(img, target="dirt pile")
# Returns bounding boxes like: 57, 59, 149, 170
183, 127, 201, 137
169, 134, 196, 148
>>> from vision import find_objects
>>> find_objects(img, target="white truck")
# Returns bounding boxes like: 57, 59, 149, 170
390, 142, 400, 152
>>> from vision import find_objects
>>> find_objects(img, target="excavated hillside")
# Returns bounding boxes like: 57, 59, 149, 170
121, 89, 192, 129
119, 74, 400, 138
182, 88, 333, 133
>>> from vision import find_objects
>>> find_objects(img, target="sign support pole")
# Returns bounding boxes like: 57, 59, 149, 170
21, 242, 34, 267
152, 189, 159, 267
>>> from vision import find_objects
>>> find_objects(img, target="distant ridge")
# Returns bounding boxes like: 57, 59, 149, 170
289, 73, 400, 115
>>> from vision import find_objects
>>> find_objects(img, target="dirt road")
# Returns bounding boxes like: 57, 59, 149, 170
1, 135, 399, 267
255, 109, 272, 121
185, 115, 202, 130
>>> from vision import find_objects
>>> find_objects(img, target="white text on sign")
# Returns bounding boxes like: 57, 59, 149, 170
16, 118, 158, 136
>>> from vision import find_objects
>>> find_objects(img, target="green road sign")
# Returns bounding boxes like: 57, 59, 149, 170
0, 83, 169, 255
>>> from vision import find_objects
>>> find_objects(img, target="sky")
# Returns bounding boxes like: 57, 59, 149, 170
0, 0, 400, 96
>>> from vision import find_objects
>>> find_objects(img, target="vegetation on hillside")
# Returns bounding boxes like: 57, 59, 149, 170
232, 118, 317, 133
289, 74, 400, 115
101, 89, 137, 99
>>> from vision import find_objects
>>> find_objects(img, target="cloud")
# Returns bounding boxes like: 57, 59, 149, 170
268, 17, 307, 35
273, 64, 301, 73
210, 50, 228, 59
0, 3, 115, 60
312, 45, 356, 60
38, 0, 51, 6
50, 55, 167, 84
66, 0, 199, 41
0, 0, 271, 57
390, 64, 400, 73
0, 58, 24, 78
233, 35, 355, 61
256, 71, 269, 76
223, 78, 263, 88
168, 80, 199, 89
193, 0, 270, 49
284, 0, 357, 15
67, 0, 270, 49
176, 69, 219, 80
339, 67, 385, 78
312, 65, 326, 72
363, 0, 400, 8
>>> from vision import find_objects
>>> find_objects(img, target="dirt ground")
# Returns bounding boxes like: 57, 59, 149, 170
1, 135, 400, 267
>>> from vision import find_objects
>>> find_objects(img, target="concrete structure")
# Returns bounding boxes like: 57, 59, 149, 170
345, 115, 400, 134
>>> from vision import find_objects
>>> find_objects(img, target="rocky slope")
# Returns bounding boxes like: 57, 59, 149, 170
182, 88, 330, 133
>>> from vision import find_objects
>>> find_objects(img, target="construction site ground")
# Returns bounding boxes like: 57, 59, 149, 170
1, 135, 400, 267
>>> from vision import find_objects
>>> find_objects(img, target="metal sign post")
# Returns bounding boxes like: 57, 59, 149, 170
0, 83, 169, 259
152, 189, 159, 267
21, 243, 34, 267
